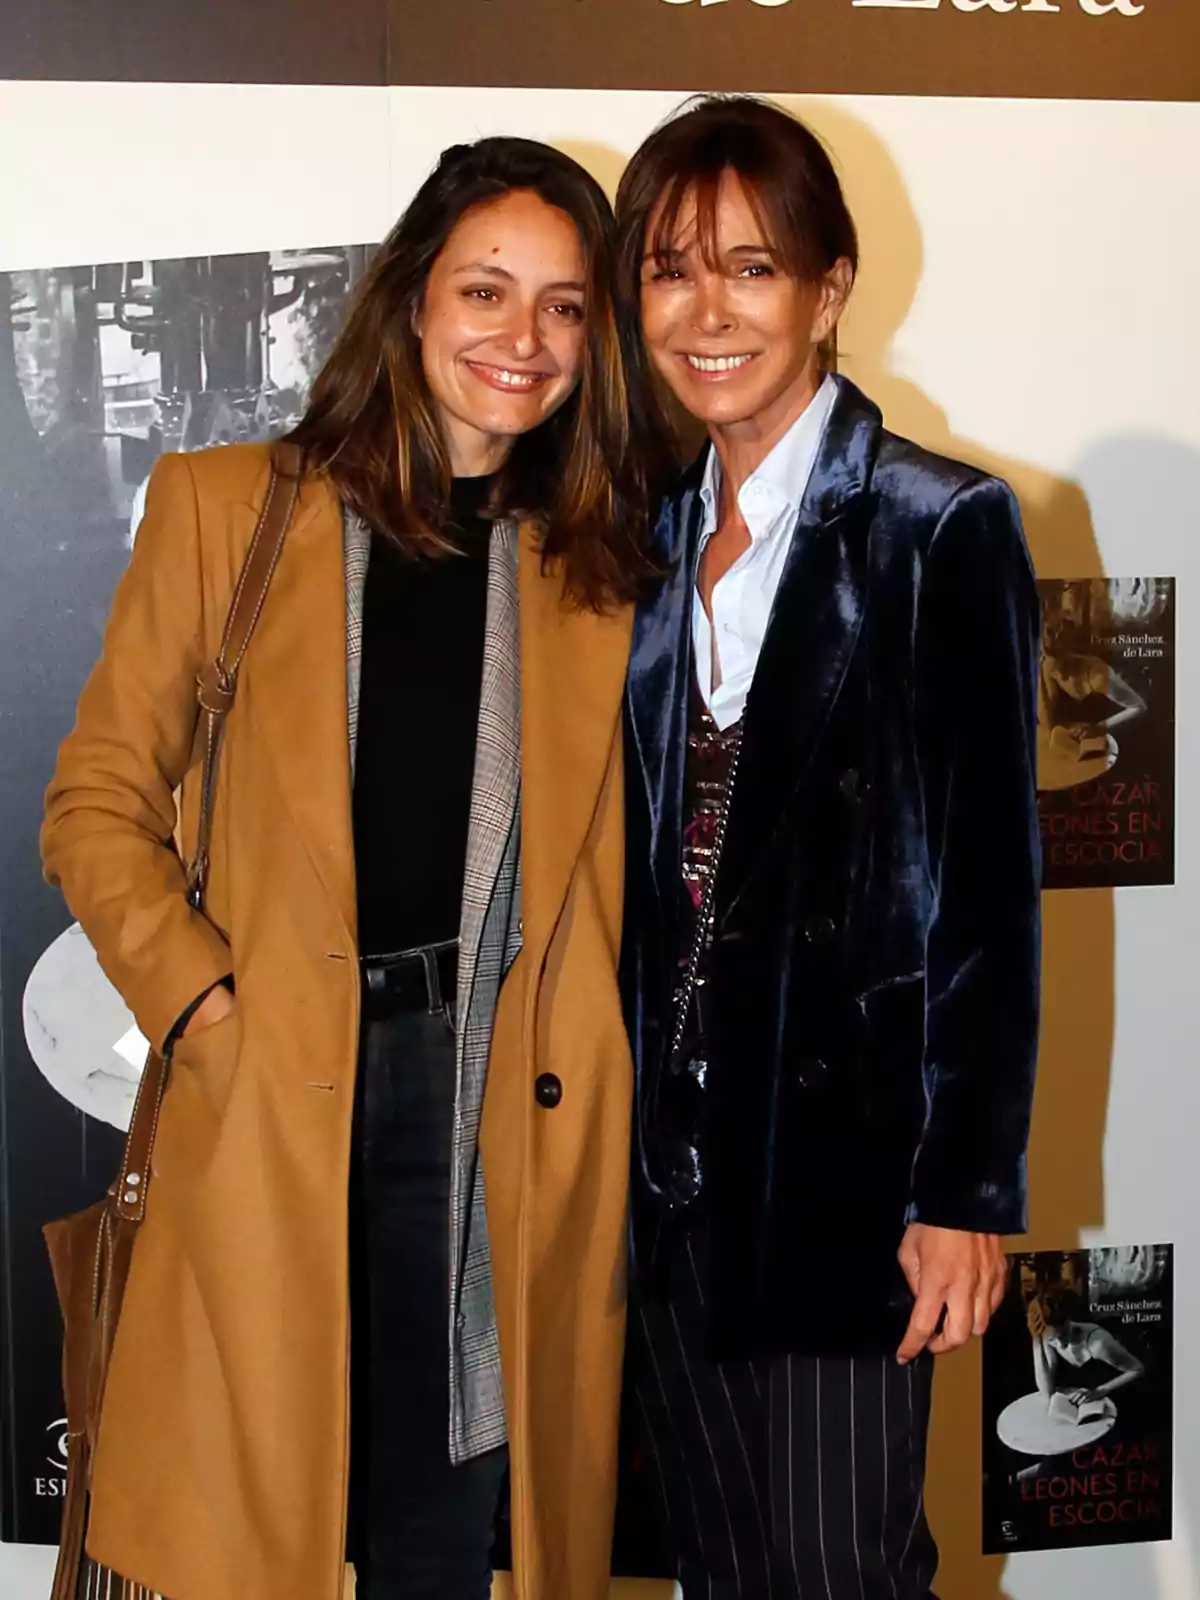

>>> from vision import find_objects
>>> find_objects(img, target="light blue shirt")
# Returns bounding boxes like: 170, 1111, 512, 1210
694, 373, 837, 731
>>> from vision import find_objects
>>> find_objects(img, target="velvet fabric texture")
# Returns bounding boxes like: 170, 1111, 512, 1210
623, 377, 1042, 1361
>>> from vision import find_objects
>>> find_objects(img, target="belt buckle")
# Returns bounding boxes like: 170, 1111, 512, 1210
423, 940, 458, 1030
362, 940, 457, 1026
420, 947, 445, 1016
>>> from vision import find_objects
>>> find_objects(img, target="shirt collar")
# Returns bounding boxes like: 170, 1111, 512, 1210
698, 371, 837, 544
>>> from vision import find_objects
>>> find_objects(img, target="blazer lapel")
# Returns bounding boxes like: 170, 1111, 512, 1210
242, 471, 357, 945
626, 460, 708, 910
342, 507, 371, 769
449, 518, 520, 1442
717, 380, 881, 913
519, 523, 634, 965
455, 519, 521, 1032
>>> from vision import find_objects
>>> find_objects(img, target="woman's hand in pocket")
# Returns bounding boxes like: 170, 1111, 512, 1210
181, 981, 236, 1037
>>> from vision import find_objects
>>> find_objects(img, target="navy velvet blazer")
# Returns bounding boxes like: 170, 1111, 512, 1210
622, 376, 1042, 1360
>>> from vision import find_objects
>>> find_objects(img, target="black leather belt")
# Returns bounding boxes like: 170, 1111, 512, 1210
360, 938, 459, 1017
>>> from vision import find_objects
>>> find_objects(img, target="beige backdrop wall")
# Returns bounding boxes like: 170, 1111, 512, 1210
2, 79, 1197, 1600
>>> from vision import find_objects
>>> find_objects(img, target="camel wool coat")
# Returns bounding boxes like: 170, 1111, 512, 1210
40, 443, 634, 1600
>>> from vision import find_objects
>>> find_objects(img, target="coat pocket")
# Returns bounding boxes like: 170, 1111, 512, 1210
153, 1008, 242, 1185
854, 973, 925, 1132
171, 1007, 241, 1107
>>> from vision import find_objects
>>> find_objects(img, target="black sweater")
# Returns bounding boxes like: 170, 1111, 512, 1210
352, 476, 494, 957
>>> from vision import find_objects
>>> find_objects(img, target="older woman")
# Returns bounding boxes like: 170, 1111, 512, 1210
42, 137, 668, 1600
616, 95, 1040, 1600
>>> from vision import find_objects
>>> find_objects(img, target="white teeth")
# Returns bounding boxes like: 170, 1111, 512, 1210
685, 354, 753, 373
480, 366, 543, 388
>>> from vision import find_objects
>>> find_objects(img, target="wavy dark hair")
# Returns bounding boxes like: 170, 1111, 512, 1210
287, 136, 671, 610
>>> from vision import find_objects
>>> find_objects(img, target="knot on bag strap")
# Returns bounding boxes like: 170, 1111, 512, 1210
196, 661, 236, 716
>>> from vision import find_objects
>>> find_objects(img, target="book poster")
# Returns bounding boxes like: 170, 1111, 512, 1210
982, 1245, 1174, 1555
0, 245, 369, 1540
1037, 577, 1175, 889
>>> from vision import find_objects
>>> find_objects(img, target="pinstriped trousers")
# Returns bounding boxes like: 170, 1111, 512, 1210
628, 1230, 939, 1600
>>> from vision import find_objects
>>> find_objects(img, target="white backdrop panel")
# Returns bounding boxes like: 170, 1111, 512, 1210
1, 78, 1197, 1600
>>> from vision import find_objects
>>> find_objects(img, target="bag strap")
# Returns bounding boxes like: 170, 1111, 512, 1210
114, 441, 303, 1227
186, 440, 302, 907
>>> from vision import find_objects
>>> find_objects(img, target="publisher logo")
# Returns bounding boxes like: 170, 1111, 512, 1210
45, 1416, 69, 1473
35, 1417, 69, 1498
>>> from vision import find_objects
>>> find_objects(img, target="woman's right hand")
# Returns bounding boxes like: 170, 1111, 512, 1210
181, 981, 237, 1037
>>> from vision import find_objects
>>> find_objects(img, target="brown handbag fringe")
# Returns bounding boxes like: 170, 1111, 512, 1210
42, 443, 302, 1600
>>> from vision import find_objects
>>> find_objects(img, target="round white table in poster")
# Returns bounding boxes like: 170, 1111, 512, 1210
997, 1392, 1117, 1457
22, 922, 144, 1132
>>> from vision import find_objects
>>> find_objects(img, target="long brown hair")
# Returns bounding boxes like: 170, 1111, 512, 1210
288, 137, 671, 610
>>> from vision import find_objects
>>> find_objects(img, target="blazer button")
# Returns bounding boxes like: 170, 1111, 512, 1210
804, 915, 837, 946
839, 768, 863, 803
534, 1073, 563, 1109
797, 1057, 829, 1089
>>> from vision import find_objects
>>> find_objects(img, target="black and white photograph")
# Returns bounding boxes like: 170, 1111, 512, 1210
0, 241, 370, 1542
982, 1244, 1174, 1555
1036, 576, 1175, 890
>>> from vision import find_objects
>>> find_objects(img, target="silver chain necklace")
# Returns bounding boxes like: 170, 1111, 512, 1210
667, 723, 745, 1065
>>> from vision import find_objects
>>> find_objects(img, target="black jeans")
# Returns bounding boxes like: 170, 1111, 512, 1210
348, 998, 507, 1599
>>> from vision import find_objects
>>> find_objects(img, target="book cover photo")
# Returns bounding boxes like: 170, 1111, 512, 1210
1036, 576, 1175, 890
982, 1244, 1174, 1555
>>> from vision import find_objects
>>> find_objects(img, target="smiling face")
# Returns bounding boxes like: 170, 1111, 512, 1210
639, 170, 849, 449
416, 188, 588, 475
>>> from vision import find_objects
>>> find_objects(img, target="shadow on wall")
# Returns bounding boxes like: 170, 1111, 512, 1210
792, 96, 1119, 1600
555, 139, 629, 202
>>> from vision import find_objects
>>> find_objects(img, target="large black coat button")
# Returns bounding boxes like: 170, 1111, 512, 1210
534, 1073, 563, 1109
804, 915, 837, 946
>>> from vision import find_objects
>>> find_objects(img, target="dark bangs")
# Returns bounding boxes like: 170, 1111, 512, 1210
644, 145, 815, 283
618, 94, 859, 291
